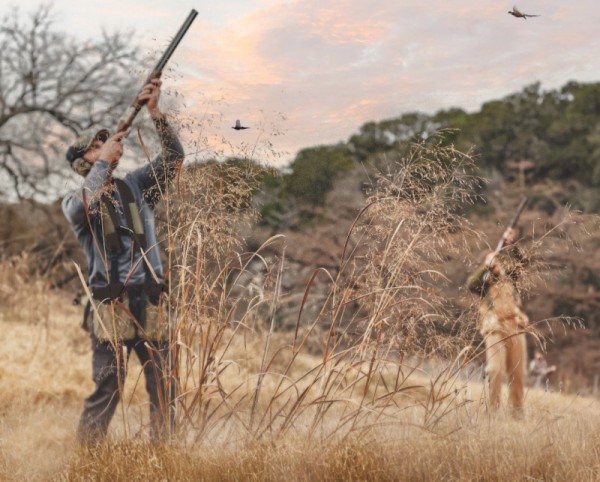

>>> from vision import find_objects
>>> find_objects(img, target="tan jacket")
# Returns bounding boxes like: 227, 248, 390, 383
466, 248, 529, 335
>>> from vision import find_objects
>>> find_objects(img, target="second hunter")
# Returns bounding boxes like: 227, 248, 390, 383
466, 226, 529, 416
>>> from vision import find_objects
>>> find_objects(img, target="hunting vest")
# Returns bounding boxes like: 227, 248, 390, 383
84, 179, 169, 341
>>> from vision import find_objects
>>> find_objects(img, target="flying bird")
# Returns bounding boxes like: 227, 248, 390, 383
232, 120, 250, 130
508, 6, 540, 19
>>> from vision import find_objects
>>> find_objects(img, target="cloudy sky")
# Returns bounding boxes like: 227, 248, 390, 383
14, 0, 600, 166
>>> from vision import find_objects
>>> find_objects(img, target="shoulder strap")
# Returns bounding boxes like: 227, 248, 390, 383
114, 178, 148, 251
97, 179, 161, 297
99, 179, 148, 253
100, 192, 124, 252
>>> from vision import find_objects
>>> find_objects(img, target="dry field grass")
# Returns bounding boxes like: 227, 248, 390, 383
2, 282, 600, 481
2, 140, 600, 481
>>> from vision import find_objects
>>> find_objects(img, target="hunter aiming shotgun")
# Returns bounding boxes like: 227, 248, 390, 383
62, 11, 195, 443
465, 195, 531, 415
483, 196, 528, 283
115, 8, 198, 134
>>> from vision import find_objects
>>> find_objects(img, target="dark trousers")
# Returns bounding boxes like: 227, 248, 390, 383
77, 334, 174, 443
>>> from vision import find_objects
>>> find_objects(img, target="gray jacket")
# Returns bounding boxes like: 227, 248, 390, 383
62, 117, 184, 290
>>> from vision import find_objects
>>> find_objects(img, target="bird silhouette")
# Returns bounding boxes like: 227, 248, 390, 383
232, 120, 250, 130
508, 6, 540, 19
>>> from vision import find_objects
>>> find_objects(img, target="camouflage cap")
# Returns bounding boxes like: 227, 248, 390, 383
65, 129, 110, 165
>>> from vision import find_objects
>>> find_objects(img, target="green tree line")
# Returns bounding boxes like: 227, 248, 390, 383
264, 80, 600, 226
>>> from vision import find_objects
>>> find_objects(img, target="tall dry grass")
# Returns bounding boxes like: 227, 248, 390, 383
1, 132, 599, 480
145, 135, 487, 446
60, 398, 600, 481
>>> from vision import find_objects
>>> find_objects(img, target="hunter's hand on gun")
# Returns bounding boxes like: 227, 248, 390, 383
100, 80, 162, 169
485, 252, 502, 276
98, 131, 127, 168
138, 78, 162, 120
502, 227, 519, 246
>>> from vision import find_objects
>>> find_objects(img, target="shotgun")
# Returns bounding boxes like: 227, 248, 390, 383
116, 9, 198, 133
493, 196, 528, 254
483, 196, 528, 283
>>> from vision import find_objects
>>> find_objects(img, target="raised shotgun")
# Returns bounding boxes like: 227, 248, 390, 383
116, 9, 198, 133
482, 196, 528, 284
493, 196, 528, 254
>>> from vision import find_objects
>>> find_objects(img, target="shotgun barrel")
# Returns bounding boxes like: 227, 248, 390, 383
116, 9, 198, 132
482, 196, 528, 285
493, 196, 528, 253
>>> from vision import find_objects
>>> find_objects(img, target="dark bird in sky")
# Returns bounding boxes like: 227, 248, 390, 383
508, 6, 540, 19
232, 120, 250, 130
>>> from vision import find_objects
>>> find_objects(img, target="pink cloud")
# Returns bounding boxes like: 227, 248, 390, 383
149, 0, 600, 165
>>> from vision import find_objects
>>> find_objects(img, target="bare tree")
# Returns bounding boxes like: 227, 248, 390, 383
0, 4, 139, 200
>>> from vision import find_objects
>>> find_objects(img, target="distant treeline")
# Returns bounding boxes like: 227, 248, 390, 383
258, 80, 600, 225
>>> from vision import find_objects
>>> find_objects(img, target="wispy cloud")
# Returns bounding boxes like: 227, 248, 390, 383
23, 0, 600, 165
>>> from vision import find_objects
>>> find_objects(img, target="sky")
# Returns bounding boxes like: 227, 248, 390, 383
13, 0, 600, 167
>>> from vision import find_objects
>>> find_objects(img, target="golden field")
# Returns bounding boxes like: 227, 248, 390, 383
2, 259, 600, 481
2, 142, 600, 481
